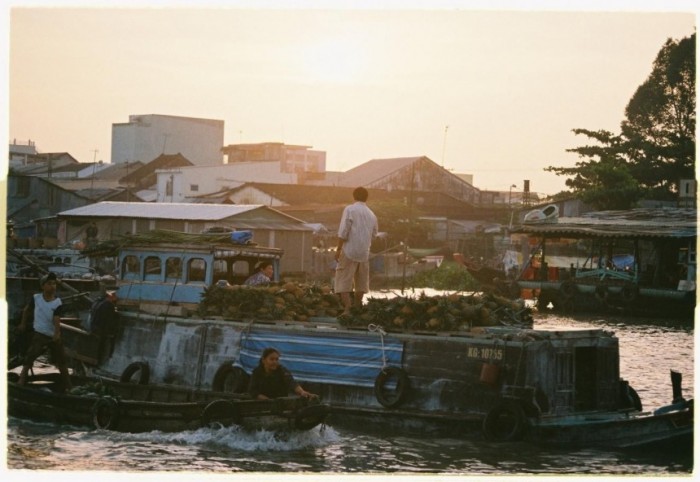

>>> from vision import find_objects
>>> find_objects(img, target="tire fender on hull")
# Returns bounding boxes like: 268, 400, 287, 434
374, 366, 410, 409
212, 363, 249, 393
93, 396, 120, 430
201, 399, 242, 428
482, 401, 527, 442
120, 361, 150, 385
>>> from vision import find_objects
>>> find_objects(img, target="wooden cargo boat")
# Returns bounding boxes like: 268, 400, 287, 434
38, 232, 693, 449
7, 372, 329, 433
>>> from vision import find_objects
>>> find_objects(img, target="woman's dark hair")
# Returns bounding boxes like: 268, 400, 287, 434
257, 261, 273, 271
258, 347, 280, 366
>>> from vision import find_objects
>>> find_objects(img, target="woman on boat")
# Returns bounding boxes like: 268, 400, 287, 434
244, 261, 274, 286
248, 347, 317, 400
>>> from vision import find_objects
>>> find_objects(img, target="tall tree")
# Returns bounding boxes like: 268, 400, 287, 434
547, 33, 695, 207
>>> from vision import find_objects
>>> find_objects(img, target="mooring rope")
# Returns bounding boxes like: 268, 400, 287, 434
367, 323, 388, 368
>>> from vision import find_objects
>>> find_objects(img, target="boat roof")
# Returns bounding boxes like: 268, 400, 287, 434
513, 207, 696, 239
121, 242, 283, 257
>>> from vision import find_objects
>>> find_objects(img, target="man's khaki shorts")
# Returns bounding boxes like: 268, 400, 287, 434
334, 252, 370, 293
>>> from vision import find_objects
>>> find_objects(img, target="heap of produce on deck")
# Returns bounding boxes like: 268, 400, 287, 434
198, 282, 532, 331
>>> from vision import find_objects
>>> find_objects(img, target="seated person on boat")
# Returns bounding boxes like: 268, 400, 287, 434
244, 261, 274, 286
248, 347, 316, 400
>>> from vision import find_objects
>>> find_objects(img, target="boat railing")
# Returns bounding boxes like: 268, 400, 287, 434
574, 267, 636, 282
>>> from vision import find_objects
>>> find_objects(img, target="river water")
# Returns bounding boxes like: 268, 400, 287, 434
4, 298, 695, 477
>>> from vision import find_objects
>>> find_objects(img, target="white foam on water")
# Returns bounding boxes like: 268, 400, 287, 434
103, 423, 341, 452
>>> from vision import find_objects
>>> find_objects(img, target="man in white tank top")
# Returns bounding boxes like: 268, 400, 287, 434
17, 272, 72, 390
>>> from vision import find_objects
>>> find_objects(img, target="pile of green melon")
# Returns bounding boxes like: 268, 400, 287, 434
198, 282, 532, 332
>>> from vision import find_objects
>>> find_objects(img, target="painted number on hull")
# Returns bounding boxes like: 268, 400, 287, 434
467, 346, 504, 361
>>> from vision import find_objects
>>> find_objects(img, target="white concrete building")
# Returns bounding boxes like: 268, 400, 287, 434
155, 161, 298, 203
111, 114, 224, 166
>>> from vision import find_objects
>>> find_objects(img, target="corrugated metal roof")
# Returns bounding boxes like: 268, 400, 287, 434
337, 157, 422, 188
58, 201, 263, 221
514, 208, 696, 238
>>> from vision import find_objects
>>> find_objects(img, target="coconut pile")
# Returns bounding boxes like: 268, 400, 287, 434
198, 282, 532, 332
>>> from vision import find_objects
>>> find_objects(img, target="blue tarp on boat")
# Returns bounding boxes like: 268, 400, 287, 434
237, 329, 404, 387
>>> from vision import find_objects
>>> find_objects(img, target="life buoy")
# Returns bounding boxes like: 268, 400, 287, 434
120, 362, 150, 385
200, 399, 242, 428
212, 363, 249, 393
93, 396, 120, 430
482, 401, 527, 442
293, 404, 329, 431
374, 366, 410, 409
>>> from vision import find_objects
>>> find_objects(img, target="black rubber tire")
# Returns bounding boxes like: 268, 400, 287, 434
200, 399, 242, 428
374, 366, 410, 409
212, 364, 249, 393
560, 280, 576, 299
293, 404, 329, 431
482, 401, 527, 442
93, 396, 120, 430
594, 284, 609, 303
120, 361, 150, 385
621, 282, 639, 305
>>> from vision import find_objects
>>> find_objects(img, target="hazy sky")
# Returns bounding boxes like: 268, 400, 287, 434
5, 1, 697, 195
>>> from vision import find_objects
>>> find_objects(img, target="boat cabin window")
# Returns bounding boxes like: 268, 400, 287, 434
166, 257, 182, 281
232, 260, 253, 284
122, 255, 140, 280
187, 258, 206, 283
144, 256, 162, 281
213, 259, 228, 283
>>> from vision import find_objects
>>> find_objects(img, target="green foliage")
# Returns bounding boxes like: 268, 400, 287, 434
370, 200, 432, 249
547, 33, 695, 207
408, 261, 481, 291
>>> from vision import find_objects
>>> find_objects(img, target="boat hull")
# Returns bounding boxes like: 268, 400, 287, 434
7, 373, 328, 433
527, 406, 694, 450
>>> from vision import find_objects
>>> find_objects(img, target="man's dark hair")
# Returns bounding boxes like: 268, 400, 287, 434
353, 187, 369, 202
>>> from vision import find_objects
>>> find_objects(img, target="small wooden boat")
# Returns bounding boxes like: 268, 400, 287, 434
7, 372, 329, 433
452, 252, 506, 285
483, 370, 693, 450
524, 399, 693, 449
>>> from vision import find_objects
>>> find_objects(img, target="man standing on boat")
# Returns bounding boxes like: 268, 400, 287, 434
90, 290, 120, 362
335, 187, 378, 317
16, 272, 72, 390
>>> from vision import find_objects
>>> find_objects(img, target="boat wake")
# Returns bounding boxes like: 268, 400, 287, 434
102, 423, 341, 452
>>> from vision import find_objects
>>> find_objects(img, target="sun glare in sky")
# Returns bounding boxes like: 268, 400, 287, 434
301, 36, 367, 84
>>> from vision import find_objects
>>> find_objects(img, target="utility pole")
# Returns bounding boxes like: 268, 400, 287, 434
90, 149, 99, 191
441, 125, 449, 167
